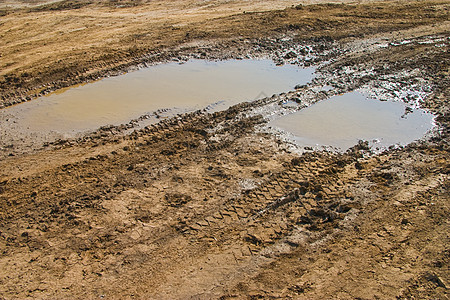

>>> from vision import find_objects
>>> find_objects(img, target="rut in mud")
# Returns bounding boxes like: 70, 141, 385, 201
1, 0, 449, 108
0, 0, 449, 299
0, 92, 448, 298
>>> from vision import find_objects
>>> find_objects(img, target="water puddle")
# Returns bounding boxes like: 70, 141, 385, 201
1, 59, 315, 135
269, 91, 435, 151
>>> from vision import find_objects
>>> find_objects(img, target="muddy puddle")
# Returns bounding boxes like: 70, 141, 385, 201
1, 59, 314, 135
270, 91, 435, 151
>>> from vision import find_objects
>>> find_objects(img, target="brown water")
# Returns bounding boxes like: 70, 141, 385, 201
1, 59, 314, 135
269, 91, 435, 151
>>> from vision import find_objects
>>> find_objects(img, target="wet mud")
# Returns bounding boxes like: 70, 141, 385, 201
0, 1, 449, 299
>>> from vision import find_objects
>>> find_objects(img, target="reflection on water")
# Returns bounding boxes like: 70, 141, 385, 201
270, 91, 434, 150
3, 59, 315, 134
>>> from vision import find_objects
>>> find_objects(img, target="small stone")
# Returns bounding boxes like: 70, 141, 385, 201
284, 51, 297, 59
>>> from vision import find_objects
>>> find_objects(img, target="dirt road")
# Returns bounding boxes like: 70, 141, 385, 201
0, 1, 449, 299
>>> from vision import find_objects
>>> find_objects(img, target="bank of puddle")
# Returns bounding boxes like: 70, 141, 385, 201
270, 91, 435, 151
1, 59, 314, 134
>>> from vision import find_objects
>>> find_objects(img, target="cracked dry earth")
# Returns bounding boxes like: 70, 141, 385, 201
0, 0, 449, 299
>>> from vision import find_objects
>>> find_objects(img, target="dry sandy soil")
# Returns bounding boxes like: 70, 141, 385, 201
0, 0, 449, 299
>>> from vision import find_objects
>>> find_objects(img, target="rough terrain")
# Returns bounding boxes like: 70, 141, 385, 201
0, 0, 449, 299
